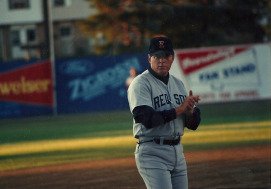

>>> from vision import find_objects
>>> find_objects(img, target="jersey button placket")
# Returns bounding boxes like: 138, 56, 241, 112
167, 83, 177, 137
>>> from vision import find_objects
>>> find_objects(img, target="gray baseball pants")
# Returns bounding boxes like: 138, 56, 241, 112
135, 141, 188, 189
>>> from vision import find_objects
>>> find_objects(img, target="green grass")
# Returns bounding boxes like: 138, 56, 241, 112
0, 102, 269, 144
0, 111, 133, 144
198, 99, 271, 124
0, 102, 270, 172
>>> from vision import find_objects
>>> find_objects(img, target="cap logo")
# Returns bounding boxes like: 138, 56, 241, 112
158, 40, 165, 49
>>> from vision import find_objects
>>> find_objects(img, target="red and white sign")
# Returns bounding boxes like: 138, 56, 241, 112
177, 46, 248, 75
171, 43, 271, 103
0, 60, 53, 106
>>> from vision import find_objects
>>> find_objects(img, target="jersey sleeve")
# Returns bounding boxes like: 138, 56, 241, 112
132, 105, 176, 129
185, 106, 201, 130
127, 76, 153, 112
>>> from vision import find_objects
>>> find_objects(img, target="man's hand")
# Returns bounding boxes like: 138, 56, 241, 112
175, 90, 200, 116
187, 90, 200, 115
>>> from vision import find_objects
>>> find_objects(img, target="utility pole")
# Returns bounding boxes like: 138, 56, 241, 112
43, 0, 57, 115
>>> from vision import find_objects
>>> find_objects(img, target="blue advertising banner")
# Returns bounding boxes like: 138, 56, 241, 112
56, 53, 148, 114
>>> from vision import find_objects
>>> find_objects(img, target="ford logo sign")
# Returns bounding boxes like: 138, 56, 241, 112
59, 60, 94, 76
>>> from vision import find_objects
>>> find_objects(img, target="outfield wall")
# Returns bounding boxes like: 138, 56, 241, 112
0, 43, 270, 118
0, 54, 148, 118
0, 60, 54, 118
55, 54, 148, 114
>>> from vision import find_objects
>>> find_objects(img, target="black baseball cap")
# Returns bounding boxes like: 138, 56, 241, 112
148, 36, 174, 58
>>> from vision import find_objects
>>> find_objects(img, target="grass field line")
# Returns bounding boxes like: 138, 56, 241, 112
200, 120, 271, 129
0, 121, 270, 156
0, 136, 137, 156
183, 127, 269, 143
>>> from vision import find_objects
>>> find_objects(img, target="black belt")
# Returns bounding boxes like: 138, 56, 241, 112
138, 137, 180, 146
153, 137, 180, 145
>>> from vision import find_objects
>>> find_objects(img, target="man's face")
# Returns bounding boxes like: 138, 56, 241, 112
148, 54, 174, 77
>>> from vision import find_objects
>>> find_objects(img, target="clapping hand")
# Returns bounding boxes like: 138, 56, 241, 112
175, 90, 200, 116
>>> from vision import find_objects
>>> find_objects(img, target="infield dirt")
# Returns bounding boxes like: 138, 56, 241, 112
0, 145, 270, 189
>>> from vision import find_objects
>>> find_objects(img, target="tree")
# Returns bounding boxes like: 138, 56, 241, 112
80, 0, 269, 55
81, 0, 181, 55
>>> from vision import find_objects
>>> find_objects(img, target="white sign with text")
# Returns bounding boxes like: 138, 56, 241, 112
171, 43, 271, 103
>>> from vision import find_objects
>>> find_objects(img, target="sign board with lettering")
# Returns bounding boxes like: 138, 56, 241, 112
0, 60, 54, 118
170, 43, 271, 103
56, 54, 147, 114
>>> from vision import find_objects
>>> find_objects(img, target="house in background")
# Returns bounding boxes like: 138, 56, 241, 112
0, 0, 96, 62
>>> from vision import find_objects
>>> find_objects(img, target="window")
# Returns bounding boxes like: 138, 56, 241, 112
10, 27, 37, 46
10, 30, 20, 46
9, 0, 30, 10
60, 26, 71, 37
53, 0, 65, 7
53, 0, 71, 7
26, 29, 36, 43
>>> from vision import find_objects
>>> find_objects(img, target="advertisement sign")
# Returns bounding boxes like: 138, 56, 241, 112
56, 54, 147, 114
171, 43, 271, 103
0, 60, 54, 118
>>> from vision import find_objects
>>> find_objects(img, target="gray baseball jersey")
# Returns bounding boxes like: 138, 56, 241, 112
128, 69, 188, 139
